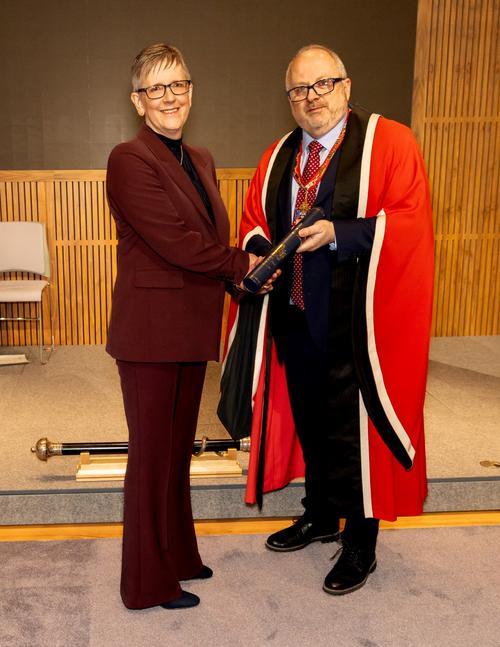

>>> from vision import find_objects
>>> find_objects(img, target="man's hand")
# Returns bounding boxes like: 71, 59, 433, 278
297, 219, 335, 252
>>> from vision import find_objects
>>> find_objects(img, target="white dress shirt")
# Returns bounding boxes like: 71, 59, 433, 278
291, 113, 348, 250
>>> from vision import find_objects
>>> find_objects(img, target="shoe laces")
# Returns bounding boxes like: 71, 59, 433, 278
331, 539, 367, 572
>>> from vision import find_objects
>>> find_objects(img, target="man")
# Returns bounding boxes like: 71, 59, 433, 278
219, 44, 434, 595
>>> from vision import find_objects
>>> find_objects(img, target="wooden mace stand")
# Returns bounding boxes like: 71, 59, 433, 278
76, 448, 243, 481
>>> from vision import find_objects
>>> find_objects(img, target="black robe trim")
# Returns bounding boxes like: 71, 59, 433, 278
342, 109, 414, 469
331, 106, 370, 218
353, 250, 414, 470
265, 127, 302, 244
217, 297, 264, 441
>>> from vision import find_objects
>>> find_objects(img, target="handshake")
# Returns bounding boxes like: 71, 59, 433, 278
241, 206, 326, 294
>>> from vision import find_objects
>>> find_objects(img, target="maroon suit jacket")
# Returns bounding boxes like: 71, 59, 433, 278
106, 125, 249, 362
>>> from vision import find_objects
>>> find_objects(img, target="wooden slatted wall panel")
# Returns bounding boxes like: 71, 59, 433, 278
217, 169, 252, 246
413, 0, 499, 335
217, 170, 253, 342
48, 176, 116, 345
0, 169, 253, 346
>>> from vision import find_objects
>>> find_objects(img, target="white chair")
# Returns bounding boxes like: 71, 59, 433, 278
0, 221, 55, 364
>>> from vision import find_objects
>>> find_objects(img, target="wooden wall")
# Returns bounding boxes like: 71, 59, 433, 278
412, 0, 499, 335
0, 170, 252, 346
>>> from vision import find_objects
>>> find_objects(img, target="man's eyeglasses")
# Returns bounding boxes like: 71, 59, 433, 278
286, 77, 346, 102
137, 80, 192, 100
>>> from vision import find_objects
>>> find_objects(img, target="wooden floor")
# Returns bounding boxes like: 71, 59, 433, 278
0, 511, 499, 542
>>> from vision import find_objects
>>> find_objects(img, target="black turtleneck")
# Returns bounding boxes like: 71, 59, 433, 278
154, 131, 214, 222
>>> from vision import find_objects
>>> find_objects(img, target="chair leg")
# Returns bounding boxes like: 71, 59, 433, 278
48, 284, 55, 351
38, 302, 44, 364
40, 284, 54, 364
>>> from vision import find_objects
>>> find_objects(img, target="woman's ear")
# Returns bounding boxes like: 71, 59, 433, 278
130, 92, 145, 117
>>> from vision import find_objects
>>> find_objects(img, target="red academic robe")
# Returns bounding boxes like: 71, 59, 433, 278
220, 110, 434, 521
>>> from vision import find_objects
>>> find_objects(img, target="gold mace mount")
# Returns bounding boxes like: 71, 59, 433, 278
239, 437, 251, 452
31, 438, 63, 461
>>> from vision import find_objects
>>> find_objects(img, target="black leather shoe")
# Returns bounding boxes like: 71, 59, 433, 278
265, 515, 340, 552
323, 540, 376, 595
160, 590, 200, 609
182, 565, 213, 581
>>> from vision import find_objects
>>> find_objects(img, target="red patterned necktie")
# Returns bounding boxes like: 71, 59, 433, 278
291, 139, 323, 310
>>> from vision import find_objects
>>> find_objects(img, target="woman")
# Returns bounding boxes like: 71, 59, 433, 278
106, 43, 255, 610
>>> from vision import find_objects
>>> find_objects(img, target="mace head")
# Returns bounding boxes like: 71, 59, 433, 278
31, 437, 62, 461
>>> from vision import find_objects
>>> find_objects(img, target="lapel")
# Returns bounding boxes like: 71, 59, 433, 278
315, 148, 341, 216
184, 144, 229, 239
137, 125, 216, 229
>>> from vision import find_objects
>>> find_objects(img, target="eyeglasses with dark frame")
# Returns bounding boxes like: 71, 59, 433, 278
286, 77, 346, 102
137, 80, 192, 100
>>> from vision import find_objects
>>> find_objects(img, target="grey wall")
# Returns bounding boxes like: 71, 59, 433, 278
0, 0, 418, 169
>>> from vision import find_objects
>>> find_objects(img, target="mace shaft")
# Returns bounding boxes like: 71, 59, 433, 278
31, 436, 250, 461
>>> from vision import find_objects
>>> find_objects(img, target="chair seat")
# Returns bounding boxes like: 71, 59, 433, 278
0, 280, 48, 302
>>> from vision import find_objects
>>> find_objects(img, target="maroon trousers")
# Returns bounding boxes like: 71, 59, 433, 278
117, 360, 206, 609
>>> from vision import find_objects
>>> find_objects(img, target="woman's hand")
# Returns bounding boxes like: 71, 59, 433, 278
247, 253, 260, 272
254, 268, 281, 294
237, 255, 281, 293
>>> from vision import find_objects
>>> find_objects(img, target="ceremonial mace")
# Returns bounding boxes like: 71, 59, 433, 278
31, 437, 250, 461
31, 437, 251, 481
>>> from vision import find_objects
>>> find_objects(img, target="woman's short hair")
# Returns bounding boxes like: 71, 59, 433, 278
131, 43, 191, 91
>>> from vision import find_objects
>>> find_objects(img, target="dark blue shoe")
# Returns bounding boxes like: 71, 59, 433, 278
182, 565, 213, 581
160, 590, 200, 609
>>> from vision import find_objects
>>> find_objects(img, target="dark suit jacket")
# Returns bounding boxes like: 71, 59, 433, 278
246, 126, 375, 352
106, 125, 249, 362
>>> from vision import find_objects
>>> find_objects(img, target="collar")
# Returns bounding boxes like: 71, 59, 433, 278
153, 129, 183, 152
302, 112, 348, 152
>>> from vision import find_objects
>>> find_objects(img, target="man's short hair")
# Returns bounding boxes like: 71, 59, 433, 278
286, 44, 348, 85
131, 43, 191, 91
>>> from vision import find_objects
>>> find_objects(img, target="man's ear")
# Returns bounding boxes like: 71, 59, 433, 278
343, 78, 352, 102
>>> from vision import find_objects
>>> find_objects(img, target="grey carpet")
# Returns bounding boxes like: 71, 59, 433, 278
1, 527, 499, 647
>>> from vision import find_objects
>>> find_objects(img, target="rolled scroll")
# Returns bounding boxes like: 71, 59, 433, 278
242, 206, 325, 293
